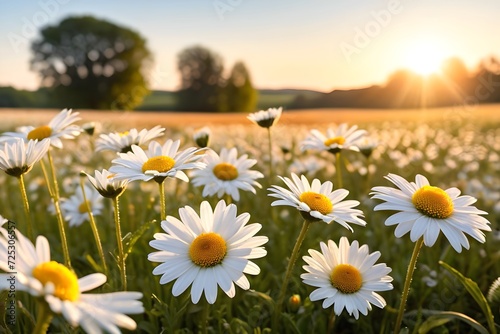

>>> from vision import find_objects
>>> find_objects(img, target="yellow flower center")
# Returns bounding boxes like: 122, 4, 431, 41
27, 125, 52, 140
78, 201, 91, 213
32, 261, 79, 301
213, 163, 239, 181
299, 192, 333, 215
189, 232, 227, 267
119, 131, 129, 137
324, 136, 346, 147
412, 185, 454, 219
331, 264, 362, 294
142, 156, 175, 173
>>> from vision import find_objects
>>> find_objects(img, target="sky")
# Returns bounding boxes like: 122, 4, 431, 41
1, 0, 499, 93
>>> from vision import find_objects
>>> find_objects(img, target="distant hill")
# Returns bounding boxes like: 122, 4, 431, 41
291, 58, 500, 109
2, 57, 500, 111
136, 88, 323, 111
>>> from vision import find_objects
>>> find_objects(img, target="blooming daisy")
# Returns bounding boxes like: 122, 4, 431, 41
193, 126, 211, 148
85, 169, 128, 198
58, 184, 104, 227
301, 123, 366, 154
110, 139, 206, 183
268, 173, 366, 230
191, 147, 264, 201
95, 125, 165, 153
0, 227, 144, 333
0, 109, 82, 148
148, 200, 268, 304
0, 138, 50, 177
247, 107, 282, 128
370, 173, 491, 252
301, 237, 393, 319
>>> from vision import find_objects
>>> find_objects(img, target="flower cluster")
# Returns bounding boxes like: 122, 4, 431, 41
0, 107, 493, 333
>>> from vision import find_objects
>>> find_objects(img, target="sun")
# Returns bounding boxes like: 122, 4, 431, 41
403, 38, 448, 76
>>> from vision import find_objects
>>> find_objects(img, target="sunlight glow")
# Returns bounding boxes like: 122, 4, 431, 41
403, 38, 449, 76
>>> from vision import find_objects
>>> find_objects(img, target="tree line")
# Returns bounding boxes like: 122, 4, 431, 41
1, 16, 257, 112
2, 15, 500, 111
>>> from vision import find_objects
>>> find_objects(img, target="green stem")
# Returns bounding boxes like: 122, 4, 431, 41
327, 308, 336, 333
335, 152, 343, 189
201, 300, 210, 334
47, 150, 61, 199
18, 175, 34, 240
44, 152, 71, 268
267, 127, 274, 180
33, 301, 53, 334
224, 194, 232, 205
394, 237, 424, 334
39, 159, 54, 197
273, 220, 312, 329
159, 181, 166, 221
79, 178, 108, 276
365, 156, 372, 194
113, 197, 127, 290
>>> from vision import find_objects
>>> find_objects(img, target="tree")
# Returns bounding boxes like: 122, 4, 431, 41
176, 45, 225, 112
225, 61, 258, 112
441, 57, 469, 83
31, 16, 152, 110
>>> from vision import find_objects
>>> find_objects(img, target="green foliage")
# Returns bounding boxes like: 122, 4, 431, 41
417, 311, 488, 334
440, 261, 497, 334
176, 45, 225, 112
31, 16, 152, 110
225, 61, 258, 112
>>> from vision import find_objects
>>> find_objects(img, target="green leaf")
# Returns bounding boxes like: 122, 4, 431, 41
439, 261, 497, 334
417, 311, 488, 334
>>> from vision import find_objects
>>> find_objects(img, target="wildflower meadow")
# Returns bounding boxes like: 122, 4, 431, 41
0, 107, 499, 334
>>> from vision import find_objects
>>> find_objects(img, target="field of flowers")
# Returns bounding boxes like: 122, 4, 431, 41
0, 107, 499, 333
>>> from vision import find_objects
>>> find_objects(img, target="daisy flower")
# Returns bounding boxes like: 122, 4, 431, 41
85, 169, 128, 198
95, 125, 165, 153
268, 173, 366, 230
301, 123, 366, 154
247, 107, 282, 128
110, 139, 206, 183
191, 147, 264, 201
148, 200, 268, 304
301, 237, 393, 319
0, 227, 144, 333
370, 173, 491, 252
0, 109, 82, 148
357, 136, 379, 159
0, 138, 50, 177
58, 184, 104, 227
193, 126, 211, 148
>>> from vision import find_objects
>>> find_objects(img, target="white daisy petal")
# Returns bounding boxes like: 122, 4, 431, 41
302, 237, 392, 319
191, 147, 263, 202
300, 124, 366, 153
148, 200, 267, 304
0, 228, 144, 333
269, 173, 366, 229
371, 173, 490, 252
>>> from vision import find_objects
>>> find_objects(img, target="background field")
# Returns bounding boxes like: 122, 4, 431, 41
1, 106, 499, 333
1, 104, 499, 128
